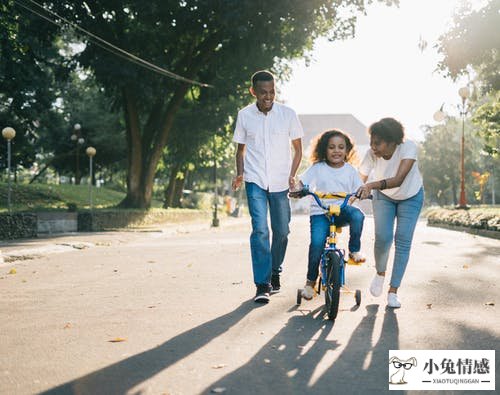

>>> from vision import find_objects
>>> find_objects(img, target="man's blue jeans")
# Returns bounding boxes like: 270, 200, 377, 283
307, 206, 365, 282
372, 188, 424, 288
245, 182, 291, 285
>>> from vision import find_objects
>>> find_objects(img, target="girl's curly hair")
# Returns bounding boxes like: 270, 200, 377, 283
310, 129, 359, 165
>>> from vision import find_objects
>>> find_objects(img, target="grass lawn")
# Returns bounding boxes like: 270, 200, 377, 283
0, 183, 161, 212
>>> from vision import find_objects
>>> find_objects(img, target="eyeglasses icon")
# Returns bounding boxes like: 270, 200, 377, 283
393, 361, 414, 370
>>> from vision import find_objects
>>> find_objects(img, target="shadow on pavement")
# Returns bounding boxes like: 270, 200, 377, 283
40, 300, 255, 395
201, 304, 401, 394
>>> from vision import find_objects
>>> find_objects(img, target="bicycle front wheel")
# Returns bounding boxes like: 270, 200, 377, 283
324, 250, 342, 321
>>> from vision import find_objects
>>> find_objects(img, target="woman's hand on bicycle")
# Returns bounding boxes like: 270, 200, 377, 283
356, 184, 372, 200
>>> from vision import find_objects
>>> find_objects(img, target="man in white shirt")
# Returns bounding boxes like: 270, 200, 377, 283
232, 70, 303, 303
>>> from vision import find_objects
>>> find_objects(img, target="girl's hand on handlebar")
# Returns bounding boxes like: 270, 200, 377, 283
348, 195, 358, 205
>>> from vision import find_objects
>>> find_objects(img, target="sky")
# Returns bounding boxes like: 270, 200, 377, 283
279, 0, 481, 141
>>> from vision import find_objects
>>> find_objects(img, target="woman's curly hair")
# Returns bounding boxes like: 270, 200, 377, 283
310, 129, 359, 165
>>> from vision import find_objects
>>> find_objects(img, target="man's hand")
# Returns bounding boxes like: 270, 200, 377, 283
288, 176, 297, 190
232, 175, 244, 191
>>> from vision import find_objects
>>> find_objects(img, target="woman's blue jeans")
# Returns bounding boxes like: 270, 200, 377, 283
372, 188, 424, 288
307, 206, 365, 282
245, 182, 291, 285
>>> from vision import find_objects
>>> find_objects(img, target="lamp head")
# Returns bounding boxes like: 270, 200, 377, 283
74, 123, 82, 131
2, 127, 16, 140
458, 86, 470, 101
433, 104, 446, 122
86, 146, 96, 157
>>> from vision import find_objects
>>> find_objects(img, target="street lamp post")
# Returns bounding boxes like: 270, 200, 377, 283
2, 127, 16, 212
86, 147, 96, 210
433, 86, 470, 209
457, 86, 470, 209
71, 123, 85, 185
212, 133, 219, 227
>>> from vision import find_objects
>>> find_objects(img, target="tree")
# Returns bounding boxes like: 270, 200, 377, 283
437, 0, 500, 92
0, 0, 68, 176
36, 72, 126, 185
420, 119, 487, 206
43, 0, 397, 208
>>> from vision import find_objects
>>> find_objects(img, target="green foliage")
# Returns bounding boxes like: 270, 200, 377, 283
36, 72, 126, 179
472, 92, 500, 156
0, 0, 69, 171
437, 0, 500, 92
419, 119, 488, 206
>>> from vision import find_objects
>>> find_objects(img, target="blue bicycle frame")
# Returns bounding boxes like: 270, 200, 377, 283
302, 187, 356, 290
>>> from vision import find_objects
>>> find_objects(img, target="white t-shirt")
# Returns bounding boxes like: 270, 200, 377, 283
359, 140, 423, 200
299, 162, 363, 216
233, 102, 304, 192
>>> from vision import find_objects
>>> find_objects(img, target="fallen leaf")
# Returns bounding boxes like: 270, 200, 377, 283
463, 264, 469, 269
232, 281, 243, 285
211, 364, 227, 369
148, 260, 156, 263
426, 304, 432, 309
8, 268, 16, 275
64, 323, 72, 329
484, 302, 495, 306
211, 388, 226, 393
108, 337, 126, 343
264, 359, 271, 364
187, 263, 192, 268
147, 305, 156, 309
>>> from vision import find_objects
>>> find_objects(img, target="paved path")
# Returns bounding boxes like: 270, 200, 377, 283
0, 215, 498, 394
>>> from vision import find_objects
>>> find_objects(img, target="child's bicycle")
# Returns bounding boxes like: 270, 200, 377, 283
290, 185, 365, 321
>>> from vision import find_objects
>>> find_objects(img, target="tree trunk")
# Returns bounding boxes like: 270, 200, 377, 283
119, 34, 220, 208
172, 174, 185, 208
119, 88, 146, 208
163, 163, 181, 208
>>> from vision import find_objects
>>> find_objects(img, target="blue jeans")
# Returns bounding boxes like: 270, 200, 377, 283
245, 182, 291, 285
372, 188, 424, 288
307, 206, 365, 282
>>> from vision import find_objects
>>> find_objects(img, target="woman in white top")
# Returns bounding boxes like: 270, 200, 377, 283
357, 118, 424, 308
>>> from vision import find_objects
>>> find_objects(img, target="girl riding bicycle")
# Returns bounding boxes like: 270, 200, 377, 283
295, 129, 366, 300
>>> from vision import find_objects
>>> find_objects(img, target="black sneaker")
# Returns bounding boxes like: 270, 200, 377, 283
271, 274, 281, 293
254, 284, 271, 303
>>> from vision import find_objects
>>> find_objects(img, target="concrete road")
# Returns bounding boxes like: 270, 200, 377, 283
0, 216, 498, 395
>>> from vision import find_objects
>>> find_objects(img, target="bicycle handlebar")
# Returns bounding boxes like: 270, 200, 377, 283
289, 185, 371, 212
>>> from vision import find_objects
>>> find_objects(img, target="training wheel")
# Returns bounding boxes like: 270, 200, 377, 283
296, 289, 302, 305
355, 289, 361, 306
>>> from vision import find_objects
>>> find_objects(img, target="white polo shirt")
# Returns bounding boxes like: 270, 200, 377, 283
233, 102, 304, 192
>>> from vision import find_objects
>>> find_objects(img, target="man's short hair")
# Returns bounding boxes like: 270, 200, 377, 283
251, 70, 275, 87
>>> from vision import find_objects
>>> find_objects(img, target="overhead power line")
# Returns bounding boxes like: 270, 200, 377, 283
13, 0, 213, 88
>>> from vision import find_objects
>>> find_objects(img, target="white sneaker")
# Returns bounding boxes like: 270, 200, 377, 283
370, 274, 385, 297
301, 284, 315, 300
349, 251, 366, 263
387, 292, 401, 308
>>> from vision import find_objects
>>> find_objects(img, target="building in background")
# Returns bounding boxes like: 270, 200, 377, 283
298, 113, 369, 158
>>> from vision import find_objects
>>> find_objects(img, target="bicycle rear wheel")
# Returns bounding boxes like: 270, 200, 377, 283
324, 251, 342, 321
